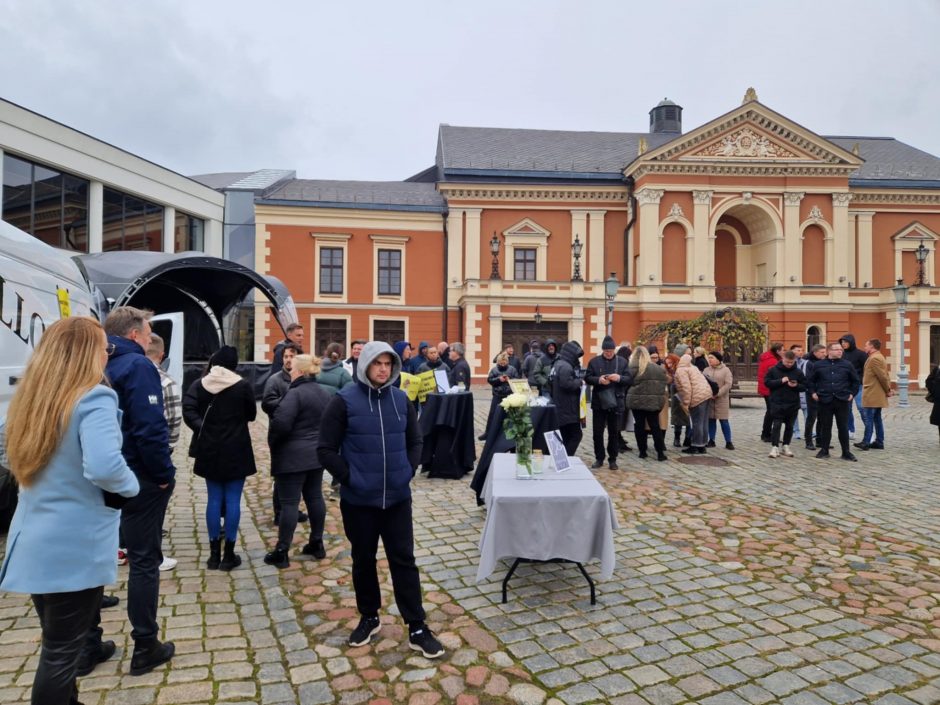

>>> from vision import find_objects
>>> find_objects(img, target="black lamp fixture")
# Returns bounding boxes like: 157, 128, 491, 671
914, 237, 929, 286
571, 234, 583, 281
489, 232, 501, 280
534, 304, 543, 325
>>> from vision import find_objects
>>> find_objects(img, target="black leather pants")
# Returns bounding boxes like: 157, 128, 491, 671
31, 586, 103, 705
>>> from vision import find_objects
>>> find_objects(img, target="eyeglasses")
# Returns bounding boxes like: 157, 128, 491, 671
106, 343, 116, 356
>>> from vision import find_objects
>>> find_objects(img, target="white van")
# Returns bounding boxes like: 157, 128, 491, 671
0, 220, 297, 531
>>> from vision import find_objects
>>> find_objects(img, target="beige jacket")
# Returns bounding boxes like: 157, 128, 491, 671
704, 363, 733, 420
673, 355, 714, 408
862, 351, 890, 408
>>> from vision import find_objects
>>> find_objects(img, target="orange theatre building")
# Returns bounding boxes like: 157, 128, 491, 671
224, 91, 940, 386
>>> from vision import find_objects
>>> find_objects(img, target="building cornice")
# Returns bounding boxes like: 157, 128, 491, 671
849, 190, 940, 205
631, 163, 858, 179
437, 183, 627, 202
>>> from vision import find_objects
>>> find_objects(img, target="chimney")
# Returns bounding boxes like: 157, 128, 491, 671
649, 98, 682, 134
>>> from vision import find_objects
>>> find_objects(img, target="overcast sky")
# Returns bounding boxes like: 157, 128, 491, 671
2, 1, 938, 182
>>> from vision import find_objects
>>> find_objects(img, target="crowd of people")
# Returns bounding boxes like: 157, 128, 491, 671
0, 310, 927, 704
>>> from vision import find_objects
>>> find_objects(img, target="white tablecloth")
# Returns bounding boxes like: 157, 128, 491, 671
476, 453, 619, 582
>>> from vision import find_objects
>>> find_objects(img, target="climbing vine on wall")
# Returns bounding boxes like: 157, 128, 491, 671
636, 307, 768, 355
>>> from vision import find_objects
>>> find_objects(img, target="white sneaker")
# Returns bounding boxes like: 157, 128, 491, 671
781, 445, 794, 457
768, 446, 779, 458
159, 556, 178, 572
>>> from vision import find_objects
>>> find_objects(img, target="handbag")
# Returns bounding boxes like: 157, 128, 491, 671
596, 386, 619, 411
706, 377, 720, 396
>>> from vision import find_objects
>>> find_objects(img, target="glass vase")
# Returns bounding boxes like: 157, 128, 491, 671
514, 436, 533, 479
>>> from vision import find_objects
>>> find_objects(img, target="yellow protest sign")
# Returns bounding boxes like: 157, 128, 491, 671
56, 287, 71, 318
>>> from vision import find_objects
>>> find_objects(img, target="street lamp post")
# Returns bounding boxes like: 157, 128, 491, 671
489, 232, 501, 280
605, 272, 618, 338
892, 278, 910, 408
533, 305, 542, 325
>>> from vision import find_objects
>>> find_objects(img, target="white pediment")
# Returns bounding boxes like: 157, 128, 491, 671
891, 221, 940, 241
502, 218, 551, 239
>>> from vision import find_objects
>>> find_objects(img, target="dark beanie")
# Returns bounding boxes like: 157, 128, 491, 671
646, 344, 659, 356
710, 350, 723, 363
210, 345, 239, 371
602, 335, 616, 350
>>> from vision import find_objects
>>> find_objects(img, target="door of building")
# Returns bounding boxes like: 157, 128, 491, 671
724, 343, 762, 383
500, 321, 568, 361
313, 318, 347, 357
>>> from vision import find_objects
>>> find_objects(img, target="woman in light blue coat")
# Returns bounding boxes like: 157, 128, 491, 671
0, 316, 139, 705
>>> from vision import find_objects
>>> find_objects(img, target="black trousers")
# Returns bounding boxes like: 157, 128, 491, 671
31, 586, 103, 705
816, 399, 851, 455
340, 498, 425, 626
771, 408, 799, 446
591, 409, 620, 463
275, 469, 325, 549
804, 398, 818, 441
761, 396, 773, 438
558, 422, 583, 457
121, 478, 174, 644
631, 409, 666, 454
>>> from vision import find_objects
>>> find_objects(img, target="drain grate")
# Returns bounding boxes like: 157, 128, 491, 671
676, 455, 731, 467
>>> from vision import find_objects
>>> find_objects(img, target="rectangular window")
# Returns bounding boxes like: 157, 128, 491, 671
319, 247, 343, 294
514, 248, 537, 281
377, 249, 402, 295
174, 212, 205, 252
315, 318, 347, 356
102, 187, 162, 252
2, 154, 90, 252
373, 319, 405, 345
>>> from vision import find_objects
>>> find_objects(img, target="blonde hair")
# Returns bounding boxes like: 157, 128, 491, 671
693, 346, 706, 357
6, 317, 107, 487
631, 346, 650, 377
293, 354, 321, 377
496, 352, 509, 366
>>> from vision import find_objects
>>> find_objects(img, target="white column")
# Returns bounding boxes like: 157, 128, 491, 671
586, 210, 606, 281
204, 218, 223, 257
831, 193, 852, 285
571, 210, 588, 279
446, 208, 464, 306
783, 192, 804, 293
88, 181, 104, 253
635, 188, 664, 287
692, 191, 713, 286
853, 210, 875, 287
162, 205, 176, 253
465, 208, 482, 280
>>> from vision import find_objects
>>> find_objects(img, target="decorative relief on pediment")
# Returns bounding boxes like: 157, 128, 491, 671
667, 203, 684, 218
690, 127, 801, 159
809, 206, 823, 220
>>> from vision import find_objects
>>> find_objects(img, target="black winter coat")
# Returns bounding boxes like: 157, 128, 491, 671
806, 358, 859, 403
765, 362, 806, 416
449, 357, 472, 389
551, 341, 584, 426
183, 374, 257, 482
838, 334, 867, 381
927, 368, 940, 427
487, 364, 519, 400
585, 354, 632, 410
268, 376, 333, 474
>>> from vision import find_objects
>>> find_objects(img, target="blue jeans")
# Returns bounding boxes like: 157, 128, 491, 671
862, 407, 884, 445
708, 418, 732, 443
206, 478, 245, 542
848, 384, 863, 434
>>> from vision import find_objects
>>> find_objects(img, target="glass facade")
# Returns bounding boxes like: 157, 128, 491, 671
102, 187, 163, 251
174, 211, 205, 252
2, 153, 89, 251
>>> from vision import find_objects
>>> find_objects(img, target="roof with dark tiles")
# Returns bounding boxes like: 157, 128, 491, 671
259, 179, 445, 211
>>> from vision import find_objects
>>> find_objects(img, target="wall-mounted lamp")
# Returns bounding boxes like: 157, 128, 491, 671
533, 305, 543, 325
648, 274, 655, 281
697, 274, 704, 281
838, 275, 846, 283
489, 232, 501, 280
863, 282, 870, 288
789, 275, 797, 282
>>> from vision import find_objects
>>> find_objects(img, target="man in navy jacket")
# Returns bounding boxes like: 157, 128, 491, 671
806, 341, 860, 462
318, 341, 444, 659
104, 306, 176, 675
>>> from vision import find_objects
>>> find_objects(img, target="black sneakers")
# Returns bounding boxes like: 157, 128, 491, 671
76, 640, 115, 677
129, 639, 174, 676
409, 625, 445, 659
348, 616, 381, 646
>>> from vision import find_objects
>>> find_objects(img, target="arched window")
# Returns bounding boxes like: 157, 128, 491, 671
807, 325, 822, 350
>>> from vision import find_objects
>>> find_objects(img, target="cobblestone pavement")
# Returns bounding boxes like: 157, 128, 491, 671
1, 389, 939, 704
